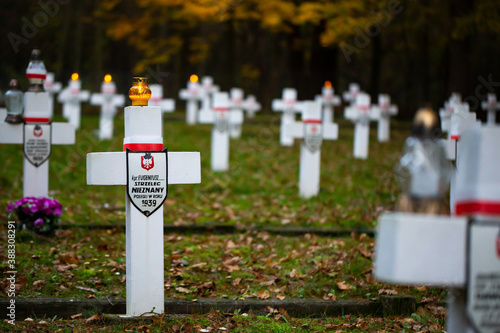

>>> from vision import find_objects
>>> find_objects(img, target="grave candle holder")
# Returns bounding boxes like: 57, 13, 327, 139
129, 77, 151, 106
5, 79, 24, 124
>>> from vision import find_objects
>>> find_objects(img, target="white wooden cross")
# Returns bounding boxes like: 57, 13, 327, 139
200, 76, 219, 113
43, 72, 62, 115
373, 94, 398, 142
0, 54, 75, 198
342, 82, 360, 107
344, 92, 379, 159
58, 73, 90, 130
242, 95, 261, 118
272, 88, 303, 146
90, 75, 125, 140
481, 93, 500, 125
315, 81, 341, 124
439, 92, 462, 134
287, 100, 338, 198
149, 84, 175, 114
375, 123, 500, 333
198, 92, 243, 172
87, 78, 201, 317
229, 87, 244, 138
179, 75, 201, 125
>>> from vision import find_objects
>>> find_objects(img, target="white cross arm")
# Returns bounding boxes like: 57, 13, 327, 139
344, 106, 357, 121
0, 122, 75, 145
332, 96, 341, 106
375, 212, 467, 286
272, 99, 285, 112
87, 152, 201, 185
369, 107, 381, 120
90, 94, 125, 108
441, 139, 456, 161
482, 100, 500, 110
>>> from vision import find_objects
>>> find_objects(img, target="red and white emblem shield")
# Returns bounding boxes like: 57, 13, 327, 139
141, 154, 154, 171
33, 125, 43, 137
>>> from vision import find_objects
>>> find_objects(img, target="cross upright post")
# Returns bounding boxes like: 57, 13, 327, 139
288, 101, 338, 198
86, 77, 201, 317
439, 93, 462, 134
90, 75, 125, 140
481, 93, 500, 125
242, 95, 261, 118
179, 75, 201, 125
344, 93, 379, 159
0, 50, 75, 198
272, 88, 303, 146
373, 94, 398, 142
149, 84, 175, 114
229, 87, 244, 138
58, 73, 90, 130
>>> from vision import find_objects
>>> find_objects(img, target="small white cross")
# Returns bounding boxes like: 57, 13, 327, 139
287, 100, 338, 198
439, 92, 462, 134
481, 93, 500, 125
198, 92, 242, 171
315, 82, 341, 124
179, 77, 202, 125
242, 95, 261, 118
342, 83, 360, 106
149, 84, 175, 114
373, 94, 398, 142
272, 88, 303, 146
344, 92, 379, 159
199, 76, 219, 113
90, 79, 125, 140
43, 72, 62, 115
229, 87, 244, 138
58, 76, 90, 130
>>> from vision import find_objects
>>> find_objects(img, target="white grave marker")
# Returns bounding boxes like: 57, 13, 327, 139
149, 84, 175, 114
58, 73, 90, 130
229, 87, 244, 138
199, 92, 243, 171
272, 88, 303, 146
179, 75, 201, 125
43, 72, 62, 115
288, 101, 338, 198
481, 93, 500, 125
439, 92, 462, 134
342, 83, 360, 106
315, 81, 341, 124
344, 92, 379, 159
373, 94, 398, 142
200, 76, 219, 113
86, 77, 201, 317
0, 50, 75, 198
375, 123, 500, 333
242, 94, 261, 118
90, 74, 125, 140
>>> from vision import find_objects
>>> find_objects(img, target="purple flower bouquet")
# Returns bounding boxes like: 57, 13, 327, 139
7, 197, 63, 234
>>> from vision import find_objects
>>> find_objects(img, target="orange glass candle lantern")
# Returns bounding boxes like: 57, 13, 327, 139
128, 77, 151, 106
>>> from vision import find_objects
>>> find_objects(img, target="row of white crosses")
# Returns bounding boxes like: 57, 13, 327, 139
375, 110, 500, 332
0, 50, 75, 197
87, 77, 201, 317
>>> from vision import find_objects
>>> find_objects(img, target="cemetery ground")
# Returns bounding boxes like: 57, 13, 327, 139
0, 109, 446, 331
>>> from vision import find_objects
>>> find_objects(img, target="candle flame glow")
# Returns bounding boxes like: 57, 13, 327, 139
190, 74, 199, 83
324, 81, 332, 88
71, 73, 79, 81
104, 74, 112, 83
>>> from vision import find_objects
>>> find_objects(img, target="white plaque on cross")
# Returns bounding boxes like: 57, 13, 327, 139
87, 78, 200, 317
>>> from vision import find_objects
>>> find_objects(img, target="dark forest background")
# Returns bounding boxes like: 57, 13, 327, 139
2, 0, 500, 117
